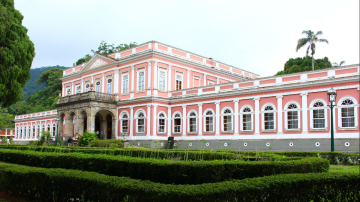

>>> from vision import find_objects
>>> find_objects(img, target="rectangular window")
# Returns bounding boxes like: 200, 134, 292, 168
66, 88, 70, 96
264, 113, 274, 130
223, 115, 232, 131
287, 111, 298, 129
243, 114, 252, 130
313, 109, 325, 128
189, 118, 196, 132
341, 108, 355, 127
76, 86, 81, 94
52, 125, 56, 137
85, 83, 90, 92
174, 118, 181, 133
138, 119, 145, 132
175, 74, 182, 90
122, 120, 128, 133
95, 81, 101, 92
206, 117, 213, 132
107, 78, 112, 94
138, 71, 145, 91
122, 74, 129, 94
158, 119, 165, 133
159, 70, 166, 91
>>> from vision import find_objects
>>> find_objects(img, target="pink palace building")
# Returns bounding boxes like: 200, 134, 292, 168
14, 41, 360, 152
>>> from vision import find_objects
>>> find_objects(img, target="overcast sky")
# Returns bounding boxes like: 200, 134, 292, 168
15, 0, 359, 77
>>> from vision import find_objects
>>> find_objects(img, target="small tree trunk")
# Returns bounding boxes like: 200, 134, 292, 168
312, 56, 314, 71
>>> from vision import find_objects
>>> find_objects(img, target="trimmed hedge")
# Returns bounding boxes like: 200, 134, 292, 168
88, 139, 124, 148
0, 162, 358, 202
0, 145, 237, 161
0, 149, 329, 184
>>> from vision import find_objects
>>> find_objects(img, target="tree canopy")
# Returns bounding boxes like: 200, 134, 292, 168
0, 0, 35, 107
0, 108, 14, 128
275, 56, 332, 75
74, 41, 137, 66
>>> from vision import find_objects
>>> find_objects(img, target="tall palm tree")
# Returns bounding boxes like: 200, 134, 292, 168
296, 30, 329, 70
333, 61, 346, 66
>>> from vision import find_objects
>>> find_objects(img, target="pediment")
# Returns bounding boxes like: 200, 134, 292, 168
80, 54, 116, 72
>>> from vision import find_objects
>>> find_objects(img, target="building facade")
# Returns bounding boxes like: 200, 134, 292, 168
14, 41, 360, 152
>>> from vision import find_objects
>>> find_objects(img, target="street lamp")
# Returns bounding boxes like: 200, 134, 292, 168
327, 87, 337, 152
56, 118, 60, 146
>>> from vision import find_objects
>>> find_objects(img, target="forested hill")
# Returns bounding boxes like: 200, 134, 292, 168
23, 66, 68, 97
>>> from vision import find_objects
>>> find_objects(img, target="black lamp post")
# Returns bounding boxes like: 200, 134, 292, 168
327, 87, 337, 152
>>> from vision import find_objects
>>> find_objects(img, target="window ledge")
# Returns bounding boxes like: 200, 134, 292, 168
221, 131, 233, 134
262, 129, 276, 133
136, 91, 145, 93
203, 132, 214, 134
121, 93, 129, 96
338, 127, 358, 131
172, 133, 182, 135
310, 128, 327, 131
136, 133, 145, 136
158, 90, 168, 93
187, 132, 197, 135
285, 129, 301, 132
157, 132, 166, 135
240, 130, 253, 133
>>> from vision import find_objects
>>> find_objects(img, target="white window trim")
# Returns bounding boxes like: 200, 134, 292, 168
309, 99, 328, 130
52, 124, 56, 137
106, 77, 113, 94
85, 83, 90, 92
119, 111, 129, 133
261, 103, 277, 131
136, 69, 146, 92
75, 85, 81, 94
121, 73, 129, 94
157, 112, 167, 133
28, 126, 31, 138
337, 96, 358, 129
203, 109, 215, 132
208, 81, 215, 85
95, 81, 101, 92
172, 111, 182, 133
187, 110, 198, 133
221, 107, 233, 132
240, 105, 254, 132
175, 73, 183, 90
135, 110, 146, 133
66, 88, 71, 96
158, 70, 167, 91
284, 101, 301, 130
33, 125, 36, 137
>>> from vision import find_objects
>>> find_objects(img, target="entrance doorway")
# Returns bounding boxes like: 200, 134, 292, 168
107, 115, 112, 139
95, 115, 101, 139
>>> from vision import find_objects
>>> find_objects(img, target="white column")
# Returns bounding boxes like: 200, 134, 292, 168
147, 61, 152, 96
167, 107, 171, 137
81, 78, 84, 93
215, 102, 220, 136
168, 65, 172, 97
5, 128, 7, 136
114, 69, 119, 94
254, 97, 260, 137
216, 77, 219, 84
71, 82, 74, 95
102, 73, 105, 93
130, 107, 134, 139
62, 84, 65, 96
147, 105, 151, 136
277, 95, 283, 135
114, 118, 118, 139
187, 70, 190, 88
153, 61, 158, 95
234, 100, 239, 137
153, 105, 157, 136
130, 65, 135, 98
182, 105, 186, 137
301, 93, 308, 135
14, 125, 17, 138
203, 74, 207, 86
198, 104, 203, 137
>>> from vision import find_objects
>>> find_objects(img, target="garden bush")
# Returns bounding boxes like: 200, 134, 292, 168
78, 130, 98, 146
0, 149, 329, 184
0, 162, 358, 202
88, 139, 124, 148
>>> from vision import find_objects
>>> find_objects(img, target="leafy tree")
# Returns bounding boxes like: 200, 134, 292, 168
296, 30, 329, 71
0, 108, 14, 128
0, 0, 35, 107
333, 61, 346, 66
275, 56, 332, 75
73, 41, 137, 66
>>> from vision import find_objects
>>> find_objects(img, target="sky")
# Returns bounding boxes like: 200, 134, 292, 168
14, 0, 359, 77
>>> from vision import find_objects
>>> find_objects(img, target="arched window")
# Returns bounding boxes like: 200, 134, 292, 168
47, 124, 51, 133
263, 105, 275, 130
107, 78, 112, 94
33, 126, 36, 137
188, 111, 197, 133
23, 126, 26, 137
95, 81, 101, 92
16, 127, 19, 138
120, 113, 129, 133
19, 127, 22, 138
52, 124, 56, 137
340, 99, 355, 128
242, 107, 252, 131
28, 126, 31, 138
158, 113, 166, 133
204, 110, 214, 132
37, 125, 40, 138
173, 113, 181, 133
313, 101, 325, 129
287, 103, 299, 129
222, 109, 232, 132
137, 112, 145, 133
42, 125, 45, 134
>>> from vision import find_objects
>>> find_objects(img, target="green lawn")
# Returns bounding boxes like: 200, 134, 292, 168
329, 165, 360, 173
